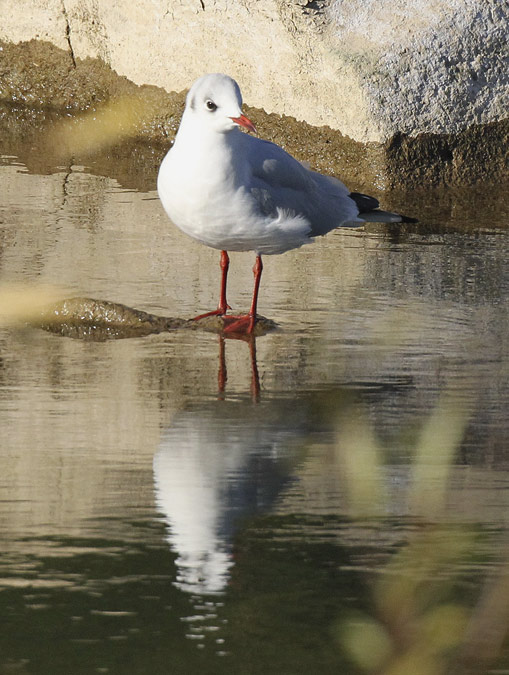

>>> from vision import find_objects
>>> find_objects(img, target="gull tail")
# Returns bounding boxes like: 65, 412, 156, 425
350, 192, 418, 224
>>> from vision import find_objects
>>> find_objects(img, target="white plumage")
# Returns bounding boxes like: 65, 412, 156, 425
157, 73, 412, 333
158, 73, 360, 256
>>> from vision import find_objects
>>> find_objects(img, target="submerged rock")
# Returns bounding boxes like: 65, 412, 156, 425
39, 297, 277, 340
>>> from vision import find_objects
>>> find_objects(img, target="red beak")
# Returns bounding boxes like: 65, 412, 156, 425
230, 113, 257, 134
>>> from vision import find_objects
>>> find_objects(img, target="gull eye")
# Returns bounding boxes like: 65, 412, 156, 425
205, 100, 217, 112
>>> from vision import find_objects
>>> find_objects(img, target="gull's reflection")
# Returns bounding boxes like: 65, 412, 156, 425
153, 338, 308, 595
217, 335, 260, 401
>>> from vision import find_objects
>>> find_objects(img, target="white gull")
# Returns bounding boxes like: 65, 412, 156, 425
157, 73, 414, 334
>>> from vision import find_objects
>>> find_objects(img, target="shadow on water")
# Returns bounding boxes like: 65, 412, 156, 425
0, 109, 508, 673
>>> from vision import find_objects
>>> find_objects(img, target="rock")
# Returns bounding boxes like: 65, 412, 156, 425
0, 0, 507, 185
38, 297, 277, 340
40, 297, 188, 339
192, 314, 278, 338
1, 0, 506, 141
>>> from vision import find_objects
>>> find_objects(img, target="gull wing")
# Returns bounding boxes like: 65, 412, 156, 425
241, 134, 359, 234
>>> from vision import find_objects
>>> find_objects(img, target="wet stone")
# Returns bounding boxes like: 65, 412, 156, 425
38, 297, 277, 340
1, 38, 506, 188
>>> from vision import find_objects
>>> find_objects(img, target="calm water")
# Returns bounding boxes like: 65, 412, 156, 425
0, 142, 508, 674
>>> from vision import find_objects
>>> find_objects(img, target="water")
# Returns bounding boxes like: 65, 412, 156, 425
0, 146, 508, 674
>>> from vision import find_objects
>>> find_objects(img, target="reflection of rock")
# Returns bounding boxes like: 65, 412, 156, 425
153, 400, 309, 594
38, 297, 277, 340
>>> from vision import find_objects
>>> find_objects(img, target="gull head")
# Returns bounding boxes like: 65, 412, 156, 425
183, 73, 256, 135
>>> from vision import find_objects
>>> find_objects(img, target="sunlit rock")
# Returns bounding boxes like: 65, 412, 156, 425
0, 0, 505, 141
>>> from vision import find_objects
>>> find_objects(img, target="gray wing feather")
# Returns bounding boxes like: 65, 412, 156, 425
243, 135, 359, 235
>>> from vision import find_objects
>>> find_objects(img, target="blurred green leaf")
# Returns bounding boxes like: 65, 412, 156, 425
339, 614, 393, 671
0, 283, 65, 326
410, 392, 472, 516
49, 95, 153, 156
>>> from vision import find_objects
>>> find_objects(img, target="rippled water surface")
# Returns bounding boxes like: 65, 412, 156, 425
0, 144, 508, 674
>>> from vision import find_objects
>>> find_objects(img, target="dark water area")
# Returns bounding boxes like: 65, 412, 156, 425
0, 127, 508, 674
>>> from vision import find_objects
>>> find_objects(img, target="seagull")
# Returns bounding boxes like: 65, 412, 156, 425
157, 73, 415, 334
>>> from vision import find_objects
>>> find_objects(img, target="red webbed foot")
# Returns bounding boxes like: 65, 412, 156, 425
193, 305, 231, 321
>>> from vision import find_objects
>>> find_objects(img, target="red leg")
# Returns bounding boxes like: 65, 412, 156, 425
218, 250, 230, 314
193, 250, 231, 320
248, 254, 263, 333
224, 254, 263, 335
